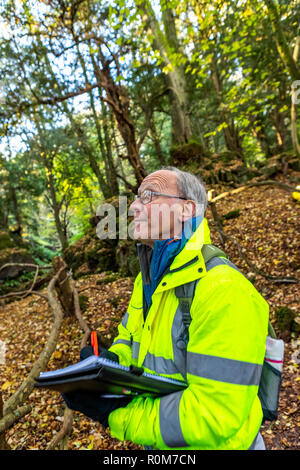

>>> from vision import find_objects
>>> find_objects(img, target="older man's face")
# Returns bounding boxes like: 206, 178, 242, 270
129, 170, 187, 246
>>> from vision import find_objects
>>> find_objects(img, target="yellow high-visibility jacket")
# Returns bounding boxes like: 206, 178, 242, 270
108, 218, 269, 450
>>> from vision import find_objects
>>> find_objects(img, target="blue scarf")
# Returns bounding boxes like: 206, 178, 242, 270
142, 216, 203, 308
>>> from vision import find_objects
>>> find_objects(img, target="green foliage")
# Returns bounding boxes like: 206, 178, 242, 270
0, 232, 15, 250
2, 270, 36, 288
78, 294, 89, 312
223, 209, 241, 220
0, 0, 298, 262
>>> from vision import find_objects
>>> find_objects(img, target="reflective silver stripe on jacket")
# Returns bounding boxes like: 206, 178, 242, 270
143, 352, 179, 375
187, 352, 262, 386
121, 312, 129, 328
111, 338, 132, 347
132, 341, 140, 359
159, 391, 189, 447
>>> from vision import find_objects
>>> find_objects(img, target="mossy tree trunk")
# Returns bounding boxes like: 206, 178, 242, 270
137, 0, 193, 146
0, 392, 10, 450
52, 256, 75, 317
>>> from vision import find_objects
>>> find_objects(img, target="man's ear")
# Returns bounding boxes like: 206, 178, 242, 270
180, 200, 197, 222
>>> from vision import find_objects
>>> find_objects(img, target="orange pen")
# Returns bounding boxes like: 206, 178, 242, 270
91, 331, 99, 356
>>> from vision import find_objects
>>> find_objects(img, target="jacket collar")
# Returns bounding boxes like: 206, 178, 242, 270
136, 216, 211, 284
169, 216, 211, 271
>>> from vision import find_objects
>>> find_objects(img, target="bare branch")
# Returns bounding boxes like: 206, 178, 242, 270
0, 405, 32, 434
13, 81, 107, 115
211, 179, 300, 203
70, 278, 91, 349
115, 173, 138, 192
0, 290, 48, 301
0, 263, 52, 275
3, 265, 66, 416
46, 407, 73, 451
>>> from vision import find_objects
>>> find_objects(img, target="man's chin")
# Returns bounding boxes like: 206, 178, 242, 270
132, 231, 155, 247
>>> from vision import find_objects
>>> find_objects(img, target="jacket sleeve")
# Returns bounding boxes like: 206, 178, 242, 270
108, 273, 143, 367
108, 269, 269, 449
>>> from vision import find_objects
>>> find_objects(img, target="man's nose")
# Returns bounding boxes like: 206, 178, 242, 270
129, 197, 144, 216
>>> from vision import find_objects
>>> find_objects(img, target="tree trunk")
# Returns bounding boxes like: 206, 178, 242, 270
75, 40, 119, 197
93, 56, 147, 185
149, 117, 167, 165
251, 126, 272, 157
264, 0, 300, 82
46, 163, 69, 251
88, 46, 120, 194
210, 58, 243, 155
138, 0, 193, 145
291, 37, 300, 158
0, 392, 10, 450
162, 6, 192, 144
272, 108, 289, 151
51, 256, 75, 316
10, 186, 22, 238
99, 90, 119, 196
33, 115, 69, 251
36, 39, 111, 198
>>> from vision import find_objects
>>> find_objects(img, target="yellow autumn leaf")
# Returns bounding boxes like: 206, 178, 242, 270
53, 351, 62, 359
292, 191, 300, 201
1, 381, 12, 390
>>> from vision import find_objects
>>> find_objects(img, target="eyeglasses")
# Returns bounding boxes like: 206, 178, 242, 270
134, 190, 187, 205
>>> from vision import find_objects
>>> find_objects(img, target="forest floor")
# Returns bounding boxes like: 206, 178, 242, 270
0, 172, 299, 450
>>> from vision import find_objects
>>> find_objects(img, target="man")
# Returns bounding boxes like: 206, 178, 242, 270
63, 167, 268, 450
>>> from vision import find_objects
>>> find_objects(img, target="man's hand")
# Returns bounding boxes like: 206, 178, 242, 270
61, 391, 132, 427
80, 345, 119, 363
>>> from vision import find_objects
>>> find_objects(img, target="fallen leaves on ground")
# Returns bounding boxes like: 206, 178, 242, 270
0, 173, 299, 450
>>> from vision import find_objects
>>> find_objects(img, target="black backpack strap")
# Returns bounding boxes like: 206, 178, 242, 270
201, 244, 228, 264
175, 244, 227, 344
175, 280, 198, 331
175, 244, 276, 346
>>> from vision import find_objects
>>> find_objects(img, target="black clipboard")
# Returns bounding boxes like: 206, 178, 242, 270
34, 355, 187, 397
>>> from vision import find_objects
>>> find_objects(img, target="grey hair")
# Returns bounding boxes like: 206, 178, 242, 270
160, 166, 208, 216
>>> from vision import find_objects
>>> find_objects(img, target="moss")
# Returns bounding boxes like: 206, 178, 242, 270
110, 296, 121, 308
218, 151, 238, 163
78, 294, 89, 312
0, 231, 15, 250
275, 306, 299, 334
96, 272, 120, 284
63, 222, 117, 276
223, 209, 241, 220
170, 139, 210, 167
116, 240, 140, 277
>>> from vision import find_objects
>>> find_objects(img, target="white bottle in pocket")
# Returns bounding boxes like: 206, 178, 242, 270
265, 336, 284, 373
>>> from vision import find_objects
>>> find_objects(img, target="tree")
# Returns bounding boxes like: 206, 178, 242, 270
264, 0, 300, 82
135, 0, 194, 146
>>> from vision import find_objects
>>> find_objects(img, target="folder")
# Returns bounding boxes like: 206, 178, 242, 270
34, 355, 187, 397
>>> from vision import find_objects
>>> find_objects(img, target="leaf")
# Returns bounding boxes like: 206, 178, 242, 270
1, 380, 12, 390
162, 63, 173, 74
